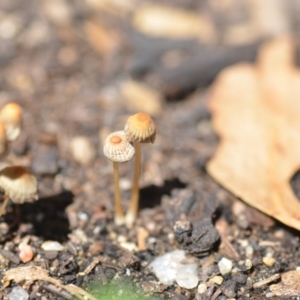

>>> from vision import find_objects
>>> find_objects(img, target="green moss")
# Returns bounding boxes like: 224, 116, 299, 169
85, 279, 161, 300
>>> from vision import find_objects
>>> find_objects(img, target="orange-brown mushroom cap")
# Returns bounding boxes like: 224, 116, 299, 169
0, 166, 38, 204
0, 122, 8, 158
0, 102, 22, 141
103, 131, 135, 163
124, 112, 156, 143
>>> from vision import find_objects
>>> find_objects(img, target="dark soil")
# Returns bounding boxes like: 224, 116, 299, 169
0, 0, 300, 299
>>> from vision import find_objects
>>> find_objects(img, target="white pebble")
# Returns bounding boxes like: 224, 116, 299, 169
41, 241, 64, 251
8, 286, 29, 300
120, 242, 137, 252
149, 250, 197, 285
245, 259, 252, 270
70, 136, 96, 165
245, 245, 254, 258
0, 18, 18, 39
176, 273, 199, 289
197, 283, 207, 294
218, 257, 233, 275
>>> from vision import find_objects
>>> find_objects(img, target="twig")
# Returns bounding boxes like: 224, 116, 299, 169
253, 274, 280, 289
42, 284, 73, 300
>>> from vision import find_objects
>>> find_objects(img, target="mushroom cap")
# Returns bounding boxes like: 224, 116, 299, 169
124, 112, 156, 143
0, 122, 8, 158
0, 102, 22, 141
103, 131, 135, 163
0, 166, 38, 204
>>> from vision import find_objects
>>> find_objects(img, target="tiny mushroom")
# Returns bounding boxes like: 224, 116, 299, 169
0, 102, 22, 141
0, 166, 38, 217
124, 112, 156, 227
103, 131, 135, 225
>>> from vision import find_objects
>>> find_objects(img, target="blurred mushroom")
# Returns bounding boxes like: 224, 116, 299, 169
124, 112, 156, 227
0, 102, 22, 141
0, 166, 38, 217
103, 131, 135, 225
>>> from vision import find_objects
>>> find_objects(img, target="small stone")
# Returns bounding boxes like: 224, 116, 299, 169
263, 256, 276, 267
239, 239, 249, 248
218, 257, 233, 275
197, 283, 207, 294
149, 250, 197, 285
245, 259, 253, 270
1, 249, 20, 264
266, 292, 273, 298
70, 136, 96, 165
119, 242, 137, 252
221, 279, 236, 298
232, 273, 248, 284
44, 250, 58, 260
8, 286, 29, 300
245, 245, 254, 258
209, 275, 223, 285
19, 243, 34, 263
176, 273, 199, 289
41, 241, 64, 251
0, 17, 19, 40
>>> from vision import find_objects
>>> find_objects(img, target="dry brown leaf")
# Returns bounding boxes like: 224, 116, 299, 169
207, 37, 300, 230
270, 270, 300, 296
1, 266, 97, 300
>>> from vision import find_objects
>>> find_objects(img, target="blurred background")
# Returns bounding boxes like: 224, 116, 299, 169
0, 0, 300, 216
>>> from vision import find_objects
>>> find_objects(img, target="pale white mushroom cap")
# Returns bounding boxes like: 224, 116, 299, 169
0, 103, 22, 141
124, 112, 156, 143
0, 121, 8, 158
0, 166, 38, 204
103, 131, 135, 163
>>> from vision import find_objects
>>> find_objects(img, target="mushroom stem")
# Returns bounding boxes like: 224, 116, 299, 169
0, 195, 10, 217
113, 162, 125, 225
126, 141, 141, 227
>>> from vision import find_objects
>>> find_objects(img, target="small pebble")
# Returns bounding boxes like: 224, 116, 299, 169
1, 249, 20, 264
44, 250, 58, 260
210, 275, 224, 285
19, 243, 34, 263
70, 136, 96, 165
8, 286, 29, 300
239, 239, 249, 248
41, 241, 64, 251
0, 17, 19, 40
266, 292, 273, 297
221, 279, 236, 298
218, 257, 233, 275
176, 273, 199, 289
120, 242, 137, 252
245, 245, 254, 258
232, 273, 248, 284
245, 259, 252, 270
149, 250, 197, 285
197, 283, 207, 294
262, 256, 276, 267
